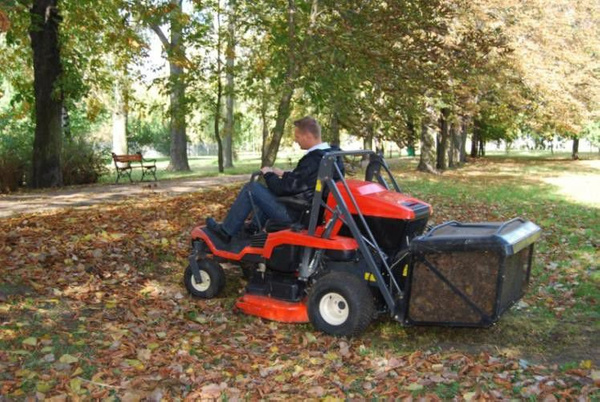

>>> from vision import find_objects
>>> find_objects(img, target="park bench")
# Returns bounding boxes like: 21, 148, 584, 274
111, 152, 157, 184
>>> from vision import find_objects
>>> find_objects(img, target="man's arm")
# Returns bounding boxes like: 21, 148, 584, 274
260, 166, 285, 177
262, 155, 318, 196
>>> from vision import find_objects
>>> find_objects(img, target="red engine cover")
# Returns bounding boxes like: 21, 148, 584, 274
326, 179, 431, 220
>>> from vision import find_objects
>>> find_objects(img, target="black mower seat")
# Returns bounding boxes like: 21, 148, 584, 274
263, 196, 313, 233
277, 195, 312, 214
264, 220, 304, 233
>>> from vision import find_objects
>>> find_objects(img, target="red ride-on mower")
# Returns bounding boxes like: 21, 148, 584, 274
184, 150, 541, 336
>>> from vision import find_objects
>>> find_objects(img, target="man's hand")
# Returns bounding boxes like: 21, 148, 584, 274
260, 166, 273, 175
261, 166, 285, 177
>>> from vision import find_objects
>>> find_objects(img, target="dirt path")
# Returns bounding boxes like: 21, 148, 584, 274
0, 175, 248, 218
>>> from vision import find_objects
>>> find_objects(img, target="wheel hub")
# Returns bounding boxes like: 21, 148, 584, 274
319, 292, 349, 326
191, 270, 211, 292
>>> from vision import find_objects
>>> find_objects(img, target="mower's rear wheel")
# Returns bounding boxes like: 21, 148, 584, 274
308, 271, 375, 337
184, 259, 225, 299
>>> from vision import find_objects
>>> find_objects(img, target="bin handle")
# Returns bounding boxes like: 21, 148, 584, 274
423, 220, 459, 237
495, 217, 525, 235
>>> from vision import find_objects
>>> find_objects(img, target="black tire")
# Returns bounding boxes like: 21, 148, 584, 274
184, 259, 226, 299
307, 271, 375, 337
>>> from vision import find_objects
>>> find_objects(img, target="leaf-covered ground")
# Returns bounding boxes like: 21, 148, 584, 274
1, 157, 598, 400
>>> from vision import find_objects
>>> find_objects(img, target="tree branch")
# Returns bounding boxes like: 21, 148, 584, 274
151, 24, 170, 50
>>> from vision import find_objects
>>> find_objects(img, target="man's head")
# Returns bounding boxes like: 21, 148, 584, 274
293, 116, 322, 150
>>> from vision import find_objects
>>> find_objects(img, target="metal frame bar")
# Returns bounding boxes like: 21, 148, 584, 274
299, 150, 406, 317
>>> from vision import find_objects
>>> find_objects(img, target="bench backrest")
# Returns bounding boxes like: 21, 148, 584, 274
112, 152, 142, 163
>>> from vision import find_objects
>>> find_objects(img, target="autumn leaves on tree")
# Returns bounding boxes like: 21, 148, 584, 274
0, 0, 598, 188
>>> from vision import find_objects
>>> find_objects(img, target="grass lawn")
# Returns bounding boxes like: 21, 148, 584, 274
0, 153, 598, 399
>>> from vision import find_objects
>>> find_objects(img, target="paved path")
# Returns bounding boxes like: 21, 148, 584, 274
0, 175, 248, 218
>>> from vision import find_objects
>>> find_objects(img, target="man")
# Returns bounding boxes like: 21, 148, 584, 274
206, 116, 343, 242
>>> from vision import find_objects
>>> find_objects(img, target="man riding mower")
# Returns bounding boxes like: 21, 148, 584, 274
183, 123, 542, 337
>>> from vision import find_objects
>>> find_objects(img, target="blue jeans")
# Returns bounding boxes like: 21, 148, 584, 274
222, 182, 293, 236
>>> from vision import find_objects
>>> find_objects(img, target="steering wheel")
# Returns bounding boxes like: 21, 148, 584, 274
250, 171, 263, 183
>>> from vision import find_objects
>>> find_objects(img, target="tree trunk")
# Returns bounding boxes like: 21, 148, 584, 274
470, 125, 479, 158
363, 127, 373, 150
260, 88, 269, 159
460, 116, 469, 163
168, 1, 189, 171
436, 108, 449, 170
223, 0, 236, 168
417, 113, 437, 174
572, 138, 579, 159
215, 81, 224, 173
62, 105, 71, 142
112, 77, 128, 155
152, 0, 189, 171
407, 117, 417, 148
30, 0, 63, 188
447, 122, 454, 168
448, 121, 460, 168
262, 0, 297, 166
214, 2, 224, 173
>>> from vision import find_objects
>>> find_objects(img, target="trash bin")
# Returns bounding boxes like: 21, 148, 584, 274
404, 218, 542, 327
406, 146, 415, 157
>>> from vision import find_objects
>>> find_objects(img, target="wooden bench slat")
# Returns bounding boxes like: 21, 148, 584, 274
114, 155, 142, 163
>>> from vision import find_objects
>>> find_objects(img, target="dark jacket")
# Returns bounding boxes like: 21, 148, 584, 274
263, 145, 345, 203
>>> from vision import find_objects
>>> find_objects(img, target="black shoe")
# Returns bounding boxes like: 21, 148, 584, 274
206, 217, 231, 243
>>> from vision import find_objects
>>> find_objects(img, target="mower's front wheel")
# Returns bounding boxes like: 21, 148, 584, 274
184, 259, 225, 299
308, 271, 375, 337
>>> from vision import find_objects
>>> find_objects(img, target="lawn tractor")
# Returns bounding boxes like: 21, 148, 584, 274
183, 150, 541, 336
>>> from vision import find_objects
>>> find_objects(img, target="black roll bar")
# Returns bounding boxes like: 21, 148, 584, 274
299, 150, 405, 319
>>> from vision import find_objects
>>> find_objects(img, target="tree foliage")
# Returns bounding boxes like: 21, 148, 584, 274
0, 0, 598, 190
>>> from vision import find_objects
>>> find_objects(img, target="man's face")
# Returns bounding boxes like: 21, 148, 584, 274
294, 128, 309, 150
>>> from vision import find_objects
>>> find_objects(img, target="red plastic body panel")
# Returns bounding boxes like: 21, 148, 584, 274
261, 230, 357, 258
191, 226, 358, 261
235, 294, 309, 323
325, 180, 432, 220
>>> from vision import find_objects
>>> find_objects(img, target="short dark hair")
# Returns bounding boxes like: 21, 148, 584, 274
293, 116, 321, 139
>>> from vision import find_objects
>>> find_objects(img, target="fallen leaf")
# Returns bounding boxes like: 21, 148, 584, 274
308, 386, 325, 397
339, 341, 350, 357
200, 383, 223, 399
69, 377, 82, 394
121, 391, 145, 402
22, 337, 37, 347
45, 394, 68, 402
124, 359, 145, 370
406, 383, 423, 391
305, 332, 317, 344
137, 348, 152, 361
36, 381, 54, 393
59, 354, 79, 364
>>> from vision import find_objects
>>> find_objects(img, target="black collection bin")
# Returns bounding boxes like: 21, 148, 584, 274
404, 218, 542, 327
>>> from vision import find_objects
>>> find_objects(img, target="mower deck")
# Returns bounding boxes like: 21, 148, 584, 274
235, 294, 309, 323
